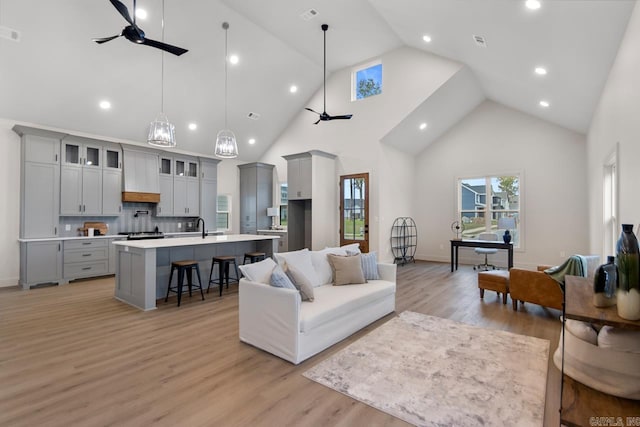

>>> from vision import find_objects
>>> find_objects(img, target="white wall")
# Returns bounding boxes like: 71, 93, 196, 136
587, 1, 640, 256
0, 119, 22, 286
259, 47, 459, 261
414, 101, 588, 269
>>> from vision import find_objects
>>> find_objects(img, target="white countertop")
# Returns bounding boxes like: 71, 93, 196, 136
18, 231, 223, 242
257, 229, 288, 233
112, 234, 279, 249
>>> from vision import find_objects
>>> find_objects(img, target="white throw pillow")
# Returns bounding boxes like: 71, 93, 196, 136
274, 249, 320, 286
598, 326, 640, 353
238, 257, 276, 284
564, 319, 598, 345
341, 243, 361, 255
311, 247, 348, 286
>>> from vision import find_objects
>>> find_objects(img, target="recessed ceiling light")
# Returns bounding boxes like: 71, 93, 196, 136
188, 123, 197, 130
135, 8, 147, 20
99, 100, 111, 110
539, 100, 550, 107
535, 67, 547, 75
419, 122, 428, 130
422, 35, 432, 43
229, 55, 239, 65
248, 138, 256, 145
290, 85, 298, 93
525, 0, 541, 10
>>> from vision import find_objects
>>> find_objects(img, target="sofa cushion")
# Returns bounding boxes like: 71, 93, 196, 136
360, 252, 380, 280
238, 257, 276, 284
311, 247, 348, 286
270, 265, 297, 289
598, 326, 640, 353
299, 280, 395, 333
274, 249, 320, 287
341, 243, 361, 255
287, 263, 315, 301
328, 254, 366, 286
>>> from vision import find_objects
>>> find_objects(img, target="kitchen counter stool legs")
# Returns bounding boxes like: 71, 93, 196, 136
165, 260, 205, 307
208, 256, 240, 297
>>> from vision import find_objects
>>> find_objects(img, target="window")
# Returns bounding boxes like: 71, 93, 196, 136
352, 61, 382, 101
458, 175, 521, 247
216, 194, 231, 231
280, 184, 288, 226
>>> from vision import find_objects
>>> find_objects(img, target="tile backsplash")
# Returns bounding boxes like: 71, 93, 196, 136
59, 202, 200, 237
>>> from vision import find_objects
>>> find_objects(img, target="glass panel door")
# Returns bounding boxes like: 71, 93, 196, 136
340, 173, 369, 253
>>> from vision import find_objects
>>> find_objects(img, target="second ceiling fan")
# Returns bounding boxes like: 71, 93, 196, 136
305, 24, 353, 125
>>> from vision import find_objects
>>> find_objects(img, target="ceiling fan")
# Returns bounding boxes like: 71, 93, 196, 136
93, 0, 188, 56
305, 24, 353, 125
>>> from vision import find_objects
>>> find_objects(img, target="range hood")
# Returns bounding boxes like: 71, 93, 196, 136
121, 148, 161, 203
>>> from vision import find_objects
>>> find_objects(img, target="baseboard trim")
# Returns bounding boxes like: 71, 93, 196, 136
0, 277, 19, 288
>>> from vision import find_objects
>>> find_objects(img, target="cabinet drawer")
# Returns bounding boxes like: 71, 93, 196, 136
64, 239, 108, 250
64, 261, 109, 279
64, 247, 108, 263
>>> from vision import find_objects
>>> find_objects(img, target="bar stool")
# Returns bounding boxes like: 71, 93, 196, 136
243, 251, 266, 264
208, 256, 240, 297
165, 260, 204, 307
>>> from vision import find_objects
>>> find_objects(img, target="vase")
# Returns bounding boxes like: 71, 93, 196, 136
593, 256, 617, 307
503, 230, 511, 244
615, 224, 640, 320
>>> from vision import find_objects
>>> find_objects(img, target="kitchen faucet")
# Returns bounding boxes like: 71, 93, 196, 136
196, 217, 206, 239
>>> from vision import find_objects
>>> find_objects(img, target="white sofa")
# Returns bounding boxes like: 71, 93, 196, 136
239, 250, 396, 364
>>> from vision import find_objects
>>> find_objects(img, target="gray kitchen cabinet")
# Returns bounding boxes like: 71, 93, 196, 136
15, 128, 62, 239
257, 230, 288, 252
63, 239, 109, 280
157, 174, 174, 216
108, 237, 125, 274
19, 241, 62, 289
60, 165, 103, 215
283, 150, 337, 251
286, 156, 312, 200
102, 145, 122, 215
102, 169, 122, 215
60, 136, 104, 215
199, 158, 220, 232
172, 157, 200, 216
239, 163, 274, 234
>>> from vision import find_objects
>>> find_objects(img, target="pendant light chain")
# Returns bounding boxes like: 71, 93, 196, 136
161, 0, 165, 114
224, 23, 228, 128
323, 27, 326, 113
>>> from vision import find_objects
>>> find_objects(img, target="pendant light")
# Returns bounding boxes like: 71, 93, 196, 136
214, 22, 238, 158
148, 0, 176, 148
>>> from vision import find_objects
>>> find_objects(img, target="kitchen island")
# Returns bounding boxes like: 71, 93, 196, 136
112, 234, 279, 310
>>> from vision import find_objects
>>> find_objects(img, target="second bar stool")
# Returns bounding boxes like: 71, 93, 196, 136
208, 256, 240, 297
165, 260, 205, 307
243, 251, 266, 264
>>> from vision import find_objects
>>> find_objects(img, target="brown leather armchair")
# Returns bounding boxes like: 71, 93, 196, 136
509, 256, 601, 310
510, 266, 562, 310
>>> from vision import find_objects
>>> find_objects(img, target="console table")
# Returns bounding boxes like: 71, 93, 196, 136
560, 276, 640, 426
450, 239, 513, 272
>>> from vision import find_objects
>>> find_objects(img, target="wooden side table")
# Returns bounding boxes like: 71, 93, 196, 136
560, 276, 640, 426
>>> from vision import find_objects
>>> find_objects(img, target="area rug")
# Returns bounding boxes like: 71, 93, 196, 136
303, 311, 549, 426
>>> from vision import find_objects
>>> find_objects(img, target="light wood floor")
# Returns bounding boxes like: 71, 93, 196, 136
0, 262, 563, 426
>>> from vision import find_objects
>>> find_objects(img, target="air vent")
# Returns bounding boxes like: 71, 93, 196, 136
0, 25, 21, 42
247, 112, 261, 120
300, 8, 319, 21
473, 35, 487, 48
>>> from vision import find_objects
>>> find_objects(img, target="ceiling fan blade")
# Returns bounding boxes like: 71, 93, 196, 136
328, 114, 353, 120
109, 0, 135, 26
93, 34, 121, 44
141, 38, 188, 56
313, 119, 321, 125
305, 107, 320, 115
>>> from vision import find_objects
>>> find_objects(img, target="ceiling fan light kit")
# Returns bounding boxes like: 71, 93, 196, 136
305, 23, 353, 125
214, 21, 239, 159
147, 0, 176, 148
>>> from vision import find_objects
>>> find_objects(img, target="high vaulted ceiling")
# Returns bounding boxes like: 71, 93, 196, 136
0, 0, 635, 161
